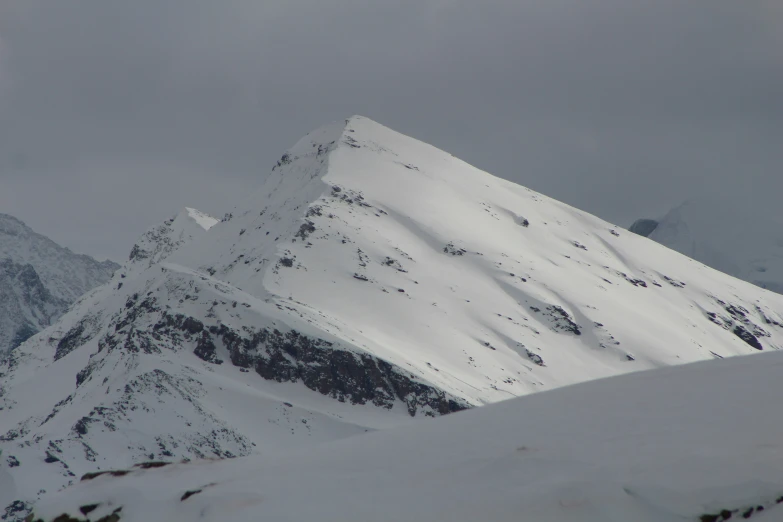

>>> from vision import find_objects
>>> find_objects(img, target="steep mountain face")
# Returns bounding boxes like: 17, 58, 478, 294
0, 215, 119, 354
29, 350, 783, 522
3, 116, 783, 520
630, 199, 783, 294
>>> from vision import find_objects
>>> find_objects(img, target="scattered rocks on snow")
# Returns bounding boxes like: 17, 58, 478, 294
443, 243, 467, 256
529, 305, 582, 336
524, 349, 545, 367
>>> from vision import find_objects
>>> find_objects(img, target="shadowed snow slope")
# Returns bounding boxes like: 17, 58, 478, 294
30, 351, 783, 522
3, 116, 783, 520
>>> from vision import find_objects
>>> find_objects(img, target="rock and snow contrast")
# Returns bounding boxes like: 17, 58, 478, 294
630, 199, 783, 294
125, 208, 219, 278
28, 350, 783, 522
3, 116, 783, 520
0, 214, 119, 355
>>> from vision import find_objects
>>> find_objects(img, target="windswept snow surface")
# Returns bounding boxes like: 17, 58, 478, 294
30, 351, 783, 522
4, 116, 783, 519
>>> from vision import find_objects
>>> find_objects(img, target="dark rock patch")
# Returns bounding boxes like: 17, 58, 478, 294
3, 500, 29, 521
200, 323, 469, 417
295, 221, 316, 240
732, 325, 763, 350
79, 504, 100, 516
54, 322, 87, 361
525, 349, 545, 367
383, 257, 407, 272
133, 461, 171, 470
531, 305, 582, 335
43, 452, 60, 464
194, 331, 223, 364
698, 494, 783, 522
80, 469, 130, 481
72, 417, 95, 436
662, 275, 685, 288
443, 243, 467, 256
181, 489, 202, 501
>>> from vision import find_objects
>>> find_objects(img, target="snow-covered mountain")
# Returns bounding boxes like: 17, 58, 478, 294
3, 116, 783, 520
28, 349, 783, 522
630, 199, 783, 294
0, 214, 119, 354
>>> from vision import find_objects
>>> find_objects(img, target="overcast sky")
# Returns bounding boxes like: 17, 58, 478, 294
1, 0, 781, 261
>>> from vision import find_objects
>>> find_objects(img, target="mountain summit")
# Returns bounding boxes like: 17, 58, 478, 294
3, 117, 783, 520
0, 214, 119, 354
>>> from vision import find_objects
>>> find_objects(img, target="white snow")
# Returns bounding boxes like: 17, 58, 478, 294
31, 350, 783, 522
3, 116, 783, 520
183, 208, 218, 232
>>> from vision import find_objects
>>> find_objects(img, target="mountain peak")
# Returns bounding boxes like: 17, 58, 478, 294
5, 119, 783, 520
180, 207, 219, 231
127, 207, 218, 270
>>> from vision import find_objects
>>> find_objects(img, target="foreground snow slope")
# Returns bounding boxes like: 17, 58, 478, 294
4, 116, 783, 519
31, 350, 783, 522
630, 199, 783, 294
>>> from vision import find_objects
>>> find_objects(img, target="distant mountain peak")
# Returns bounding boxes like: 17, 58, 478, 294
629, 197, 783, 294
0, 214, 118, 355
629, 218, 659, 237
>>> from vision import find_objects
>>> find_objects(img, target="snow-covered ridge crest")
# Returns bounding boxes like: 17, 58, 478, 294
126, 207, 218, 275
4, 116, 783, 520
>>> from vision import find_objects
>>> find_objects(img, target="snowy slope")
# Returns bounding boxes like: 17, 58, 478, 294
29, 350, 783, 522
125, 208, 218, 277
4, 116, 783, 520
630, 199, 783, 294
0, 214, 118, 354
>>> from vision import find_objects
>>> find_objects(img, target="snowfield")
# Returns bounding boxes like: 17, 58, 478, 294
3, 116, 783, 520
29, 350, 783, 522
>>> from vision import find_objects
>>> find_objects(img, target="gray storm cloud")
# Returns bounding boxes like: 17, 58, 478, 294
0, 0, 781, 260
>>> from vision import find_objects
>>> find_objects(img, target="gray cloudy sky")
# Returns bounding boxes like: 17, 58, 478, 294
1, 0, 781, 261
